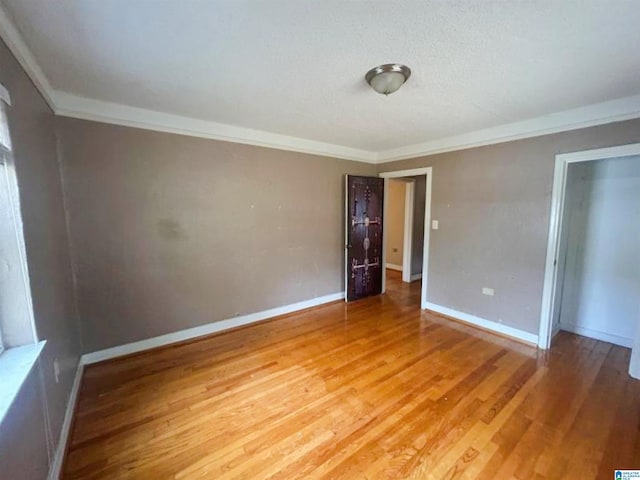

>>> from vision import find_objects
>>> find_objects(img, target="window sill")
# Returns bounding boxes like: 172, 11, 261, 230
0, 340, 45, 424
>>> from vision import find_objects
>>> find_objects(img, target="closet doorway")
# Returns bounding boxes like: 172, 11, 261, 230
539, 144, 640, 378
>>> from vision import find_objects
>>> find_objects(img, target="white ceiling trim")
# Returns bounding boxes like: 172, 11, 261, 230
53, 92, 377, 162
1, 4, 640, 165
0, 4, 56, 110
54, 91, 640, 165
378, 94, 640, 162
0, 5, 376, 163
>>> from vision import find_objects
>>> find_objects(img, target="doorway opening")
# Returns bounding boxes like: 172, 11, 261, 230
539, 143, 640, 378
384, 178, 424, 284
380, 168, 432, 309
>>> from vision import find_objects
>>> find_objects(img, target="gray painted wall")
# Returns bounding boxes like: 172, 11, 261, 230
56, 117, 376, 353
0, 38, 81, 479
57, 115, 640, 348
378, 118, 640, 335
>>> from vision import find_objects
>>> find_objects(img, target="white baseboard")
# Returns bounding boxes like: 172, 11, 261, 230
560, 322, 633, 348
47, 291, 344, 477
410, 273, 422, 282
82, 292, 344, 365
630, 341, 640, 380
48, 360, 84, 480
424, 302, 538, 345
385, 263, 403, 272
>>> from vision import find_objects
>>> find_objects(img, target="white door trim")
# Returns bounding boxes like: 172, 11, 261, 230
344, 175, 349, 301
631, 330, 640, 380
402, 180, 415, 283
538, 142, 640, 351
381, 177, 388, 294
380, 167, 432, 309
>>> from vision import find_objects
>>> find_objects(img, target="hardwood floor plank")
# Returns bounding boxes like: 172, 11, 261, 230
597, 359, 640, 474
62, 270, 640, 480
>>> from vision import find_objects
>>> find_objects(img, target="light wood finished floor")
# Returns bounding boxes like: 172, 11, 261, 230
63, 271, 640, 479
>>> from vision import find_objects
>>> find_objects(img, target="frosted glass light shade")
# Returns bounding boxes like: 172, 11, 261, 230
365, 64, 411, 95
369, 71, 406, 95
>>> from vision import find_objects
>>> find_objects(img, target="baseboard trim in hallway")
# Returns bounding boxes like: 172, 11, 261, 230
81, 291, 345, 365
385, 263, 403, 272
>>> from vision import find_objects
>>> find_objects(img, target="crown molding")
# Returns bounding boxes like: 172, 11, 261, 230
0, 3, 56, 110
54, 92, 640, 165
2, 3, 640, 165
54, 92, 377, 162
0, 6, 376, 163
376, 95, 640, 163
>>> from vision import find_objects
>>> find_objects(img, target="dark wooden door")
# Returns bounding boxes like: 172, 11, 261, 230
345, 175, 384, 301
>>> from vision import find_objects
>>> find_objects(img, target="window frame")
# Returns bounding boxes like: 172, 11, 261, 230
0, 84, 47, 426
0, 101, 8, 355
0, 89, 39, 354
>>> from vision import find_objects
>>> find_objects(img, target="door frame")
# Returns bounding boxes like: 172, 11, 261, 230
538, 142, 640, 351
380, 167, 432, 309
402, 180, 415, 283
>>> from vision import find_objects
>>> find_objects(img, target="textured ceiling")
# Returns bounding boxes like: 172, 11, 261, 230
2, 0, 640, 152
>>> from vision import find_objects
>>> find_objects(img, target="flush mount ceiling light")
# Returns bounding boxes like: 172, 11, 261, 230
365, 64, 411, 95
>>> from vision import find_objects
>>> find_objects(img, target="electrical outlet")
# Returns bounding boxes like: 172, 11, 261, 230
432, 220, 439, 230
482, 287, 494, 296
53, 359, 60, 383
